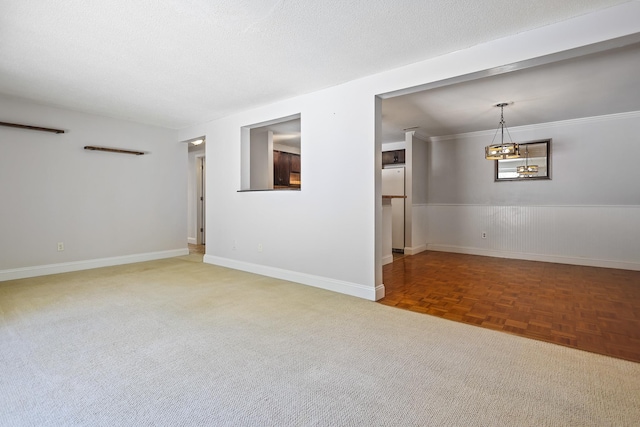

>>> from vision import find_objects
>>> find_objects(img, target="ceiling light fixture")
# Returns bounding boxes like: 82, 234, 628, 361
517, 145, 539, 176
485, 103, 519, 160
191, 139, 204, 145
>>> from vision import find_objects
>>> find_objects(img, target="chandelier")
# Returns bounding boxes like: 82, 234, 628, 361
517, 145, 539, 176
485, 103, 520, 160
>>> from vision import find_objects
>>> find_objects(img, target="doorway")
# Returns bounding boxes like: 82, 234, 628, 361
196, 155, 206, 245
186, 136, 206, 252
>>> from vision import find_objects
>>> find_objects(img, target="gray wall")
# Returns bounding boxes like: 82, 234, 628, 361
0, 95, 186, 272
421, 112, 640, 270
427, 113, 640, 206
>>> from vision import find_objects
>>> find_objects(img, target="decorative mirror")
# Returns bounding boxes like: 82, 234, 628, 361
496, 139, 551, 181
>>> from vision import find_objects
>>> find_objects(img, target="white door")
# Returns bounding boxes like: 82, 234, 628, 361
381, 167, 405, 251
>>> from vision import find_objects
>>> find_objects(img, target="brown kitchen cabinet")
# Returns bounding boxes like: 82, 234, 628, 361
382, 149, 405, 166
290, 152, 301, 173
274, 150, 301, 189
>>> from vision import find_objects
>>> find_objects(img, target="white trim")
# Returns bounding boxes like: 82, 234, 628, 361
187, 237, 197, 244
382, 254, 394, 265
426, 244, 640, 272
429, 111, 640, 142
404, 244, 427, 255
0, 248, 190, 282
425, 203, 640, 209
204, 255, 384, 301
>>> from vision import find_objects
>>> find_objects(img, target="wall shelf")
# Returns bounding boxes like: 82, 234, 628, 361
0, 121, 65, 134
84, 146, 145, 155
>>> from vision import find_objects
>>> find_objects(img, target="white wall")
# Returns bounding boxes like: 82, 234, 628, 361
424, 112, 640, 270
182, 88, 381, 300
0, 95, 187, 280
176, 3, 640, 299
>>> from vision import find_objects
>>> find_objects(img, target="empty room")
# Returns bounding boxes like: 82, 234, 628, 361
1, 1, 639, 425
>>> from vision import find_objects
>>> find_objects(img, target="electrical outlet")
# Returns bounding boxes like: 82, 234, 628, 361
57, 242, 65, 251
481, 232, 487, 239
257, 243, 263, 252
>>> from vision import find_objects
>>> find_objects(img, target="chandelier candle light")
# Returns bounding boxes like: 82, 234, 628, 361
485, 102, 520, 160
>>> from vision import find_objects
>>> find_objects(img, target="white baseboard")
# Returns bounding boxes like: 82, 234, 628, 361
0, 248, 190, 282
204, 255, 385, 301
187, 237, 197, 244
382, 254, 393, 265
426, 244, 640, 271
404, 244, 427, 255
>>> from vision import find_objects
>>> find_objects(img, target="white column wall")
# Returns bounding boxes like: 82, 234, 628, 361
408, 134, 429, 254
426, 205, 640, 270
249, 129, 271, 190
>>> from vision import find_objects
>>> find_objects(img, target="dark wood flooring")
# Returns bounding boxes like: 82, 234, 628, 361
381, 251, 640, 363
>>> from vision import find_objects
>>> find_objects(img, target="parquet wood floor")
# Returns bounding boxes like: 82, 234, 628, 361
381, 251, 640, 363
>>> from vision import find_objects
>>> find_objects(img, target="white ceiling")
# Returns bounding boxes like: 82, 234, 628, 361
252, 118, 301, 148
381, 40, 640, 142
0, 0, 631, 129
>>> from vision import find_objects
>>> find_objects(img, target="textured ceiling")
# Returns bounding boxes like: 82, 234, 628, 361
0, 0, 631, 129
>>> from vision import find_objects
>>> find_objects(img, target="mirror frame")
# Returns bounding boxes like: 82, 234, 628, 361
495, 138, 551, 182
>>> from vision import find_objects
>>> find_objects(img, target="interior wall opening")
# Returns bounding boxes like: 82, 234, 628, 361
374, 34, 640, 292
185, 136, 206, 252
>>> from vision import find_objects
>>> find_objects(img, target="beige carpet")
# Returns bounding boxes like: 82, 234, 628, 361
1, 257, 638, 426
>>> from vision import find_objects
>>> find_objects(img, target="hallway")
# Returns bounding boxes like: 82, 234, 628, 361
188, 244, 205, 255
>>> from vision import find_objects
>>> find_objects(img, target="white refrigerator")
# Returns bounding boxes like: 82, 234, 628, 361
381, 167, 405, 252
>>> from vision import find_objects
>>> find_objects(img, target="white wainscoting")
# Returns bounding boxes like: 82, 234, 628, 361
406, 204, 428, 255
424, 204, 640, 271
